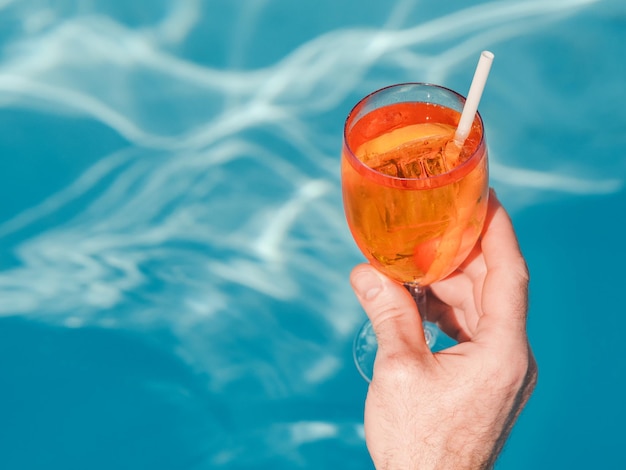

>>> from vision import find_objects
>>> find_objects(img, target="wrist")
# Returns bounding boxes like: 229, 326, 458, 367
370, 435, 496, 470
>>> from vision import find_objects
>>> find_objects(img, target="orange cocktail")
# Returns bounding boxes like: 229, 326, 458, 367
342, 83, 489, 287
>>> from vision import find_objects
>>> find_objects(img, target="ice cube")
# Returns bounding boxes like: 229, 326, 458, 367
373, 160, 399, 177
423, 154, 446, 176
396, 156, 425, 178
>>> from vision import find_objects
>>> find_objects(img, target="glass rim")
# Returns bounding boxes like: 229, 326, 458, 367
343, 82, 486, 189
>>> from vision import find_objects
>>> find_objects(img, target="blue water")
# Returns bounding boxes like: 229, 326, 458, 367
0, 0, 625, 468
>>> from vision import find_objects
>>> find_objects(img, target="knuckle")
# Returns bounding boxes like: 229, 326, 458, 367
370, 299, 411, 334
374, 302, 406, 326
496, 344, 537, 391
509, 264, 530, 320
373, 351, 421, 385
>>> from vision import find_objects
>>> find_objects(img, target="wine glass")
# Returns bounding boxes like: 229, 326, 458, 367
341, 83, 489, 381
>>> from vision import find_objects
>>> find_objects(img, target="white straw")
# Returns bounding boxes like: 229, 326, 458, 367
453, 50, 494, 146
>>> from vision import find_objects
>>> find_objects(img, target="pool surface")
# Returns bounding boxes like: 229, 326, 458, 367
1, 0, 625, 468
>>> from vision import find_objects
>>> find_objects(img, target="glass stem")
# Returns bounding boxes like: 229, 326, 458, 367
404, 283, 427, 322
404, 283, 437, 347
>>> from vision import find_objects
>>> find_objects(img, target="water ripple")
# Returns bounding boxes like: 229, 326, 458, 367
0, 0, 623, 400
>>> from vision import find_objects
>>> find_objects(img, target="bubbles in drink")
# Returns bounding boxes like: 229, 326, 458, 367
356, 123, 467, 178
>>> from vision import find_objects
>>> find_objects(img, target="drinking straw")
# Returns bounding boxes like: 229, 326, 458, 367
453, 50, 495, 147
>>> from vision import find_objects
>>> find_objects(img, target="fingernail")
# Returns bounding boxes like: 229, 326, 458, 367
352, 269, 382, 300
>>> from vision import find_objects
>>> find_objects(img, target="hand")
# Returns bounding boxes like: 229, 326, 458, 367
349, 191, 538, 470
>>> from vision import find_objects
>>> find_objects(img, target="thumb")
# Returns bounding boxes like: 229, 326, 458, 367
350, 264, 430, 358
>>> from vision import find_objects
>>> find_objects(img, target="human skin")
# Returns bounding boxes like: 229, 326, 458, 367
350, 191, 538, 470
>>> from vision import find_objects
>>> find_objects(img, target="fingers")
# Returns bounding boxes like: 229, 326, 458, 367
350, 264, 430, 358
429, 243, 486, 340
477, 192, 530, 341
427, 276, 476, 342
429, 190, 529, 347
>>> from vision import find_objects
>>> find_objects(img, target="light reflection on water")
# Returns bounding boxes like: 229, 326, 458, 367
0, 0, 624, 468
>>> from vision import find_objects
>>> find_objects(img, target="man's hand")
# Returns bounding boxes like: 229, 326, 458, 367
350, 192, 538, 470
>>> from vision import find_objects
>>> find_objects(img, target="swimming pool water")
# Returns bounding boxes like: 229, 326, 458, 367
1, 0, 625, 468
